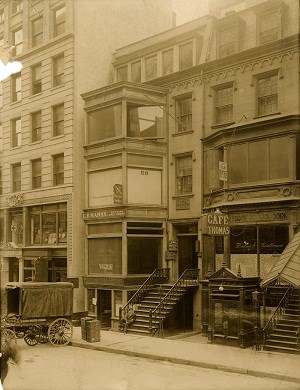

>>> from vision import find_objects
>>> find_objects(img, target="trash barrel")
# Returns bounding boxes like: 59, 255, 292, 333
81, 317, 92, 341
86, 319, 101, 343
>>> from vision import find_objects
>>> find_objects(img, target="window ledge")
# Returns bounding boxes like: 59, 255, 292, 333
172, 130, 194, 137
211, 122, 235, 129
253, 112, 281, 119
172, 193, 194, 199
30, 92, 42, 99
51, 84, 65, 92
10, 145, 22, 150
10, 100, 22, 106
30, 140, 42, 145
50, 134, 65, 140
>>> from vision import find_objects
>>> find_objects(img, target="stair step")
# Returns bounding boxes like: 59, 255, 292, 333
263, 345, 299, 354
265, 338, 298, 349
276, 324, 299, 331
268, 332, 297, 342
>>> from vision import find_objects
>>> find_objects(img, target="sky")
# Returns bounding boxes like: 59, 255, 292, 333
172, 0, 209, 25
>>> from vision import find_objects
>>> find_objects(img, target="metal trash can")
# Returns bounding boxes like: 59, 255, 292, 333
86, 319, 101, 343
81, 317, 93, 341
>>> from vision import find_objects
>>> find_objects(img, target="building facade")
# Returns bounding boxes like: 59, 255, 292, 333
0, 0, 173, 315
82, 0, 299, 332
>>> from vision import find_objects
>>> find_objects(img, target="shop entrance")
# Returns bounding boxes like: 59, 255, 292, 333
9, 257, 19, 282
97, 290, 112, 328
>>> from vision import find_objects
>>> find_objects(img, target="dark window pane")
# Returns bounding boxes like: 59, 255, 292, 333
270, 137, 290, 179
88, 238, 122, 274
128, 238, 161, 274
249, 140, 268, 182
228, 144, 248, 184
88, 105, 122, 142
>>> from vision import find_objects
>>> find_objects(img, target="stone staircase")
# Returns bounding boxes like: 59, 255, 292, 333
127, 284, 188, 336
263, 294, 299, 354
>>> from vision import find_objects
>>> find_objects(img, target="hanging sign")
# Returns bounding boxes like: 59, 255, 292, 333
201, 212, 230, 236
219, 161, 227, 181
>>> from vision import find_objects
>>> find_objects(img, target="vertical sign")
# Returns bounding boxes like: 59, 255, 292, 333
219, 161, 227, 182
113, 184, 123, 204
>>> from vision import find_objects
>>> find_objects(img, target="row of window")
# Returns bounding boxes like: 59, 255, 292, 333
114, 9, 282, 83
6, 154, 64, 194
0, 103, 65, 150
175, 72, 279, 133
0, 2, 66, 55
3, 54, 64, 105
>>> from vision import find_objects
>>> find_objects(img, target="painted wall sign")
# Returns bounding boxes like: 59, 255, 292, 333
229, 212, 288, 224
201, 213, 230, 236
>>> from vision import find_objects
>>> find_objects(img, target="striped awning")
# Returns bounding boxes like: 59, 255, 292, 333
260, 231, 300, 288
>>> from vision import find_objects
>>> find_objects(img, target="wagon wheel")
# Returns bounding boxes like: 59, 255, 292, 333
24, 326, 40, 346
48, 318, 73, 347
1, 328, 17, 345
39, 328, 49, 344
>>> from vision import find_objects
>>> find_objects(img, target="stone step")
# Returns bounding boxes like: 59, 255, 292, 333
268, 331, 297, 342
265, 338, 298, 349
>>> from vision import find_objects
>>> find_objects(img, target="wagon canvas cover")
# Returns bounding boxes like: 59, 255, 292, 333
18, 282, 73, 318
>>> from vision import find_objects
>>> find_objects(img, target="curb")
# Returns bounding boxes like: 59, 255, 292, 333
70, 341, 300, 384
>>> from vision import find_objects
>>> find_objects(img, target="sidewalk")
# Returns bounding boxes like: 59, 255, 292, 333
70, 327, 300, 384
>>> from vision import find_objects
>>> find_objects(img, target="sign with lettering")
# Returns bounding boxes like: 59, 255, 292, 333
219, 161, 227, 181
113, 184, 123, 205
201, 213, 230, 236
83, 209, 125, 220
176, 197, 190, 210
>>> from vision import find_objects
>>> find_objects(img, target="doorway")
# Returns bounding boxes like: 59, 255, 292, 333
97, 290, 112, 328
178, 235, 198, 276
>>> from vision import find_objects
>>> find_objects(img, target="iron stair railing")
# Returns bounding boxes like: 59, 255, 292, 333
119, 268, 169, 327
149, 268, 200, 336
262, 287, 292, 347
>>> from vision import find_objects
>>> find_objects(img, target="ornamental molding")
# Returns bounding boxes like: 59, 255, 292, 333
5, 194, 23, 207
168, 49, 298, 92
22, 194, 72, 206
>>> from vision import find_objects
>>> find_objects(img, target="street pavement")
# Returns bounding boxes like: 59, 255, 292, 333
70, 326, 300, 385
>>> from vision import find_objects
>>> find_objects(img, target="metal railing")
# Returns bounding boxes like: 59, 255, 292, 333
119, 268, 169, 325
262, 287, 292, 346
149, 269, 199, 336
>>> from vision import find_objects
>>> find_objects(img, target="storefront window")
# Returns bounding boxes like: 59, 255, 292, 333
24, 259, 35, 282
87, 289, 96, 316
128, 237, 161, 274
128, 105, 163, 138
30, 204, 67, 246
88, 237, 122, 274
88, 104, 122, 143
114, 291, 123, 317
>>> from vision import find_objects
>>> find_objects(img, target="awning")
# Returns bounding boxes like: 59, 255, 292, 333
260, 231, 300, 288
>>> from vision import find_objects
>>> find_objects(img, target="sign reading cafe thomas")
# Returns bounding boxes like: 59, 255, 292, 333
201, 212, 229, 236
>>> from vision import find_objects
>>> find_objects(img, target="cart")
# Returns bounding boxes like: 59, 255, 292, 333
1, 282, 73, 347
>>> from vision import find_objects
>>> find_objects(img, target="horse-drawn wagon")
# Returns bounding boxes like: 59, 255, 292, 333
1, 282, 73, 347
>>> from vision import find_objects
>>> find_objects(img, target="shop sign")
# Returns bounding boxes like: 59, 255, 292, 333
229, 211, 288, 224
99, 264, 113, 271
219, 161, 227, 182
113, 184, 123, 205
165, 251, 176, 261
168, 240, 178, 252
83, 209, 125, 220
201, 213, 230, 236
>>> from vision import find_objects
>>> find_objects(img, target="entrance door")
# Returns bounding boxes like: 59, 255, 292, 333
9, 258, 19, 282
178, 236, 198, 276
97, 290, 112, 328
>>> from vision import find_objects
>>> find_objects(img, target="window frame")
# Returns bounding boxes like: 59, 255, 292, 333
12, 162, 21, 192
53, 53, 64, 87
11, 117, 22, 148
11, 72, 21, 102
217, 25, 238, 59
12, 0, 23, 14
31, 63, 42, 95
214, 83, 234, 125
53, 154, 64, 186
178, 41, 194, 71
31, 17, 43, 47
52, 103, 64, 137
175, 95, 192, 133
255, 70, 279, 117
53, 4, 66, 37
257, 9, 281, 45
12, 27, 23, 56
175, 154, 193, 195
31, 158, 42, 189
31, 111, 42, 143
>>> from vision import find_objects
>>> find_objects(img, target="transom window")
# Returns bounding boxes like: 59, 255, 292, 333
53, 5, 66, 37
12, 162, 21, 192
31, 111, 41, 142
11, 117, 21, 148
32, 17, 43, 47
176, 96, 192, 132
218, 26, 236, 58
215, 85, 233, 124
12, 28, 23, 56
32, 158, 41, 189
31, 63, 42, 95
53, 54, 64, 87
259, 11, 280, 44
11, 72, 21, 102
53, 103, 64, 136
176, 155, 192, 194
53, 154, 64, 186
257, 74, 278, 116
